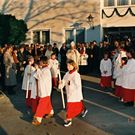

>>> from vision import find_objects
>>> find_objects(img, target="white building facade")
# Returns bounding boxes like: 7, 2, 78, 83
0, 0, 135, 46
101, 0, 135, 42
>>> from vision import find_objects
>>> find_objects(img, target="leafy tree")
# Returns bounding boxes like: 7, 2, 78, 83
0, 14, 28, 45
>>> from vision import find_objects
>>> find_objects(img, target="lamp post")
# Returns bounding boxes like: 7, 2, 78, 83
87, 14, 94, 29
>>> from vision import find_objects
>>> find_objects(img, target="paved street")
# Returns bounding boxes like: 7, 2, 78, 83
0, 75, 135, 135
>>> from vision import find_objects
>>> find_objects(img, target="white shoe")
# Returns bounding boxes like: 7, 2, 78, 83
64, 120, 72, 127
81, 109, 88, 118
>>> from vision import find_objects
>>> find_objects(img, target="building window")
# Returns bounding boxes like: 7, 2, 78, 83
33, 30, 50, 44
65, 29, 74, 44
76, 29, 85, 43
104, 0, 115, 7
33, 31, 40, 44
65, 28, 85, 44
131, 0, 135, 4
42, 31, 50, 44
117, 0, 129, 6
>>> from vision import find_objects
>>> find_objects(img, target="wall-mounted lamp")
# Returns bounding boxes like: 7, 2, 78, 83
87, 14, 94, 29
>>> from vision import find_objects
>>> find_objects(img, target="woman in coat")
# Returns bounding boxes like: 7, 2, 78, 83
3, 46, 17, 94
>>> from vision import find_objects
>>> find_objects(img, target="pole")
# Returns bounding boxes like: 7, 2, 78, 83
58, 71, 65, 109
26, 77, 29, 98
26, 66, 31, 99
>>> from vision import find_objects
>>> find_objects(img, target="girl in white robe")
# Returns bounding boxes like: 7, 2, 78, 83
59, 59, 87, 127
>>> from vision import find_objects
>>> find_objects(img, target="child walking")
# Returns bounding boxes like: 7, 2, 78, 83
30, 61, 40, 115
22, 56, 35, 109
59, 59, 87, 127
32, 56, 54, 126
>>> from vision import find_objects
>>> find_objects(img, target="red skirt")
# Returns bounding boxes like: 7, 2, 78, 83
35, 96, 53, 118
115, 85, 123, 98
66, 101, 84, 119
122, 87, 135, 102
100, 76, 112, 87
25, 91, 32, 108
31, 97, 40, 114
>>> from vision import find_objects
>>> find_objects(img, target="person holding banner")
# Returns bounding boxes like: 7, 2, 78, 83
59, 59, 88, 127
32, 56, 54, 126
22, 56, 35, 109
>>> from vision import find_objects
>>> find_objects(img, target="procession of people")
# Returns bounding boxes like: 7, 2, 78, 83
0, 38, 135, 127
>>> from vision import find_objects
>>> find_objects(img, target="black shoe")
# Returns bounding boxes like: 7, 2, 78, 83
64, 120, 72, 127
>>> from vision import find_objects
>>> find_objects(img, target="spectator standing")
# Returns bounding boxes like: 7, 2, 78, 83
3, 46, 17, 95
60, 43, 68, 71
52, 43, 59, 58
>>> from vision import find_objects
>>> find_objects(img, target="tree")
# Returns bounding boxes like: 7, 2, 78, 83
0, 14, 28, 45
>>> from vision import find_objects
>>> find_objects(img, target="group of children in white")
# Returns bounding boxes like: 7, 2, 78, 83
22, 53, 87, 127
100, 48, 135, 106
22, 43, 135, 127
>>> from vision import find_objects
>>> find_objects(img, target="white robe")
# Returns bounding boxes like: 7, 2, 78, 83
113, 50, 127, 79
30, 69, 40, 99
45, 50, 53, 59
59, 71, 83, 102
66, 49, 80, 66
79, 54, 88, 66
22, 65, 35, 90
100, 58, 112, 77
121, 58, 135, 89
48, 59, 59, 78
34, 67, 52, 98
115, 66, 123, 86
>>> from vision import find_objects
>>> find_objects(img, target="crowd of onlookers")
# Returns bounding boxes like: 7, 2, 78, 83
0, 38, 135, 104
0, 39, 134, 81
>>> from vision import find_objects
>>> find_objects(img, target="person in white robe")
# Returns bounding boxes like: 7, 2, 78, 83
100, 52, 112, 88
32, 56, 54, 126
22, 56, 35, 108
115, 57, 127, 100
121, 49, 135, 106
66, 41, 80, 67
59, 59, 87, 127
30, 61, 40, 114
48, 53, 60, 88
45, 45, 53, 59
79, 47, 88, 75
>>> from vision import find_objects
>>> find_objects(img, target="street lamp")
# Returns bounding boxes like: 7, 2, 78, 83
87, 14, 94, 29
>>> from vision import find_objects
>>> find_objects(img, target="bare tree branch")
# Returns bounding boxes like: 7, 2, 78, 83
0, 0, 99, 30
29, 10, 89, 30
23, 0, 34, 22
0, 0, 10, 14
